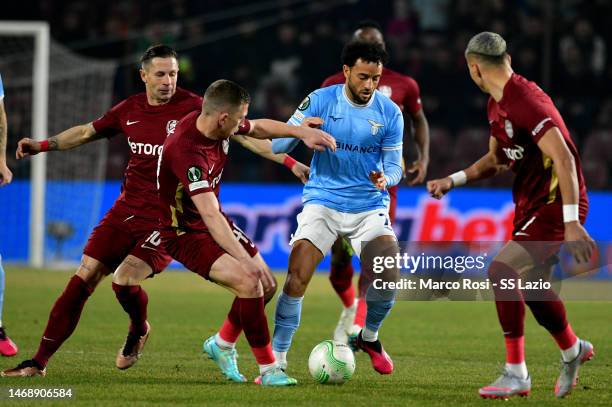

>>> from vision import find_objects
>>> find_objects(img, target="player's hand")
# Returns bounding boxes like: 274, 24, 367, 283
564, 222, 596, 263
300, 117, 324, 129
407, 158, 429, 185
16, 138, 41, 159
369, 170, 387, 191
297, 125, 336, 152
291, 161, 310, 184
0, 160, 12, 186
427, 177, 453, 199
241, 256, 268, 283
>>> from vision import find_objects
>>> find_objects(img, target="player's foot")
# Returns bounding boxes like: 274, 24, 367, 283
116, 321, 151, 370
333, 301, 357, 343
356, 331, 393, 374
347, 331, 360, 352
254, 367, 297, 386
0, 327, 18, 356
555, 339, 594, 398
479, 368, 531, 399
202, 336, 246, 383
1, 359, 46, 377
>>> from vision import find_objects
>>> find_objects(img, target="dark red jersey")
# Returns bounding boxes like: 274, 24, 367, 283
487, 73, 588, 221
158, 111, 250, 234
92, 87, 201, 219
321, 67, 422, 115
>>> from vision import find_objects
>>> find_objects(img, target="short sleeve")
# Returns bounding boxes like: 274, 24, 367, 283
0, 74, 4, 100
92, 99, 127, 138
404, 77, 422, 115
511, 97, 558, 143
382, 104, 404, 151
170, 145, 213, 197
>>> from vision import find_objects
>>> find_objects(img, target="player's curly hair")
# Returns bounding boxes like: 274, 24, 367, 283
354, 19, 383, 33
341, 40, 388, 68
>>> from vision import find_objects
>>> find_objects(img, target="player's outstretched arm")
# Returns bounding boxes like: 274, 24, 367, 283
427, 136, 508, 199
537, 127, 595, 262
247, 118, 336, 152
407, 109, 430, 185
0, 99, 12, 186
16, 123, 104, 159
192, 191, 266, 280
232, 135, 310, 184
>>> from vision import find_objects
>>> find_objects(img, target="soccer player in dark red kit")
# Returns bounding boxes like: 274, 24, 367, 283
2, 45, 310, 378
157, 79, 335, 385
321, 21, 430, 344
427, 32, 595, 399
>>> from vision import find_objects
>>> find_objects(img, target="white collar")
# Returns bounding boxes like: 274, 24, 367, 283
342, 84, 376, 109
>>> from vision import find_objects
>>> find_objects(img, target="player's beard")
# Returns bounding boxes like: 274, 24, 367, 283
346, 80, 372, 105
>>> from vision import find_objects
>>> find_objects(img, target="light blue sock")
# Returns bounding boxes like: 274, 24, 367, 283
0, 255, 5, 326
365, 284, 395, 334
272, 292, 303, 352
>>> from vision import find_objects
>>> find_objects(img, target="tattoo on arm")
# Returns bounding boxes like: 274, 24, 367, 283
48, 136, 59, 151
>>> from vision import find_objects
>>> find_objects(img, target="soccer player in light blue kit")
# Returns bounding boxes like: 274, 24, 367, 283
271, 41, 402, 376
0, 73, 19, 356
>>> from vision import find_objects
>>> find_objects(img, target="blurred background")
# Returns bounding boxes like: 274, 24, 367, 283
0, 0, 610, 267
3, 0, 611, 187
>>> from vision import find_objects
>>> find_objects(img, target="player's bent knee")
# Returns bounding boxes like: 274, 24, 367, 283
112, 255, 152, 286
76, 255, 112, 289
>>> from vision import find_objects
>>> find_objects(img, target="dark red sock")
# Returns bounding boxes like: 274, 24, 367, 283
354, 297, 367, 327
330, 263, 355, 307
219, 297, 242, 343
551, 324, 578, 350
112, 283, 148, 335
505, 336, 525, 364
238, 297, 274, 364
525, 290, 569, 337
33, 275, 93, 367
489, 261, 525, 338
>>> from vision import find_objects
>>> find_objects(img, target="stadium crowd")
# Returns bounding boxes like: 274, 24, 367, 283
5, 0, 611, 188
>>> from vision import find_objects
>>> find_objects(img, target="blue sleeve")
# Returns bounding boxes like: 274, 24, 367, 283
0, 74, 4, 100
383, 149, 403, 187
272, 91, 322, 154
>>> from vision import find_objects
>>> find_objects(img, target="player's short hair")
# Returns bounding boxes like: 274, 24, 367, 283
354, 20, 383, 33
203, 79, 251, 114
341, 41, 388, 68
140, 44, 178, 67
465, 32, 508, 65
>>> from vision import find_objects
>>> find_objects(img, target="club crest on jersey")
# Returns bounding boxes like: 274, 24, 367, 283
379, 85, 392, 98
187, 166, 202, 182
504, 120, 514, 139
368, 119, 384, 136
298, 96, 310, 111
222, 139, 230, 155
166, 120, 178, 136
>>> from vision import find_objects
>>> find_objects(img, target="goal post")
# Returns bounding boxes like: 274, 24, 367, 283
0, 21, 116, 268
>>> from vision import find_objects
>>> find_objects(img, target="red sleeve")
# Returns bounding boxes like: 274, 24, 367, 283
170, 142, 213, 197
92, 99, 127, 138
236, 118, 251, 135
510, 97, 558, 143
321, 72, 344, 88
403, 76, 422, 115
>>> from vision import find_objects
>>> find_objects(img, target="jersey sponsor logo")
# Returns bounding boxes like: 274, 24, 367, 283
298, 96, 310, 111
166, 120, 178, 135
532, 117, 552, 136
126, 120, 140, 126
502, 144, 525, 161
187, 166, 202, 182
504, 120, 514, 139
128, 137, 163, 156
379, 85, 392, 98
368, 119, 384, 136
337, 141, 381, 154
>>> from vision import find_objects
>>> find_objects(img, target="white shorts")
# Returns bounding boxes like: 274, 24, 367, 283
289, 204, 396, 257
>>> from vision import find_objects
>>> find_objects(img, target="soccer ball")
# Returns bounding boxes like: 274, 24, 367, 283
308, 340, 355, 384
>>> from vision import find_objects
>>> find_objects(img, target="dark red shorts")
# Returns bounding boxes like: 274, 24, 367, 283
83, 204, 172, 274
512, 203, 588, 265
161, 217, 258, 280
388, 185, 398, 224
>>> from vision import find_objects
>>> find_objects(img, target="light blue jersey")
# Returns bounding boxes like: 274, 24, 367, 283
273, 84, 403, 213
0, 73, 4, 100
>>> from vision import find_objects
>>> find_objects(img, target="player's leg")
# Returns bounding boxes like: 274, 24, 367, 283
1, 255, 112, 377
478, 240, 534, 399
208, 254, 296, 386
329, 237, 357, 342
0, 254, 18, 356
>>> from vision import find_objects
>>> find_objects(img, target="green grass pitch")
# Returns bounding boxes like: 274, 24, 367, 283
1, 267, 610, 406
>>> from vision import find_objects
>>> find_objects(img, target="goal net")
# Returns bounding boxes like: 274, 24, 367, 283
0, 22, 116, 267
